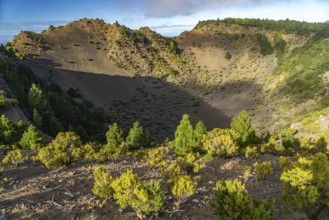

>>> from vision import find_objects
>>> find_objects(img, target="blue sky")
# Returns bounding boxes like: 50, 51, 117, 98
1, 0, 329, 43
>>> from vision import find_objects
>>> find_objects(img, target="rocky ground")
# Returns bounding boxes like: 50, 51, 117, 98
0, 152, 302, 220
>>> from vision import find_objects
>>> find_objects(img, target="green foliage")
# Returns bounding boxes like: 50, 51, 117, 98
129, 31, 147, 44
193, 120, 207, 152
0, 60, 38, 109
0, 58, 107, 142
231, 110, 257, 146
252, 199, 275, 220
174, 114, 195, 156
298, 136, 327, 154
274, 37, 329, 105
19, 125, 44, 150
260, 128, 296, 155
225, 51, 232, 59
0, 91, 9, 109
0, 115, 17, 144
195, 18, 329, 35
168, 39, 179, 54
280, 153, 329, 218
253, 162, 273, 180
119, 25, 127, 36
72, 142, 98, 161
37, 132, 81, 169
177, 152, 204, 173
145, 146, 170, 167
111, 169, 165, 218
92, 166, 113, 199
111, 169, 139, 208
2, 149, 24, 166
171, 175, 196, 209
203, 128, 240, 158
212, 179, 274, 220
28, 83, 62, 135
105, 122, 124, 152
273, 33, 286, 58
32, 109, 43, 128
244, 145, 258, 158
132, 180, 165, 217
255, 33, 273, 56
126, 121, 149, 150
212, 179, 251, 220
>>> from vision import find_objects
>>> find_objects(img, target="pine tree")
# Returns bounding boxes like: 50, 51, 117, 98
28, 84, 62, 135
105, 122, 123, 152
194, 120, 207, 152
126, 121, 147, 150
28, 83, 51, 114
230, 110, 257, 146
32, 108, 43, 128
174, 114, 195, 156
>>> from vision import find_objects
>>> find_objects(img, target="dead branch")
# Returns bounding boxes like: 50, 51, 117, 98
205, 163, 215, 172
51, 195, 63, 207
63, 186, 74, 198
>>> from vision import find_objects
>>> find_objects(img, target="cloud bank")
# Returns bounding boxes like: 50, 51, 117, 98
138, 0, 278, 17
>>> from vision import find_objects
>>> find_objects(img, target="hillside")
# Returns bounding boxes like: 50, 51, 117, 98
10, 18, 329, 136
1, 18, 329, 220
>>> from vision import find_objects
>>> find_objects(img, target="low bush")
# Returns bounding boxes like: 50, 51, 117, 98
212, 179, 274, 220
253, 162, 273, 180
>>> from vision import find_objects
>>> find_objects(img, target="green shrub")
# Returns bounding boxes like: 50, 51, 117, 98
298, 136, 327, 154
72, 142, 98, 161
0, 115, 18, 144
203, 128, 240, 158
280, 153, 329, 218
255, 33, 273, 56
171, 175, 195, 209
252, 199, 275, 220
177, 152, 204, 173
111, 169, 165, 218
2, 149, 24, 166
19, 124, 45, 150
93, 166, 113, 199
225, 51, 232, 59
244, 145, 258, 158
212, 179, 274, 220
37, 132, 81, 169
145, 146, 169, 167
253, 162, 273, 180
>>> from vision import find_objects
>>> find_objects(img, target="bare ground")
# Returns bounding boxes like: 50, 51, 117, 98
0, 152, 302, 220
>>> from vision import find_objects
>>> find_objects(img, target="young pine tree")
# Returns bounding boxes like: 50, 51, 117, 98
174, 114, 195, 156
105, 122, 123, 152
126, 121, 148, 150
230, 110, 257, 146
93, 166, 113, 199
194, 120, 207, 152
